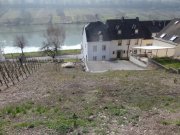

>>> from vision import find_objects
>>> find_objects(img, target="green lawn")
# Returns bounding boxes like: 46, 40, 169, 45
4, 49, 81, 59
153, 57, 180, 69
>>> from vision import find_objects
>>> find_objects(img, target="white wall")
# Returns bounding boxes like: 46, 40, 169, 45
129, 56, 148, 68
152, 39, 176, 57
84, 38, 147, 61
87, 41, 111, 61
82, 25, 88, 61
174, 44, 180, 57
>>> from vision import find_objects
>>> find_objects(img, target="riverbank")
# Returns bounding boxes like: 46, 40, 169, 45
4, 49, 81, 59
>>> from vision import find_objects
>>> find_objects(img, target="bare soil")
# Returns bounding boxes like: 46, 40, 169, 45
0, 63, 180, 135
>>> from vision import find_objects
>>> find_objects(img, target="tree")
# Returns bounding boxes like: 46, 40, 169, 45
14, 35, 27, 57
41, 25, 65, 58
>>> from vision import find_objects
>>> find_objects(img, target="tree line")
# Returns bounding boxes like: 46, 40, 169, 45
14, 25, 65, 59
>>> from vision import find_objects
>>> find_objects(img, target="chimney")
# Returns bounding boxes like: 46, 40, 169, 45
121, 16, 125, 21
136, 17, 139, 21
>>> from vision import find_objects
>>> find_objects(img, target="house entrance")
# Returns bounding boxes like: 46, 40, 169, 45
117, 50, 122, 59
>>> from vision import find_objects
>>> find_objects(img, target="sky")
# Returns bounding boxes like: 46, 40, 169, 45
0, 0, 180, 9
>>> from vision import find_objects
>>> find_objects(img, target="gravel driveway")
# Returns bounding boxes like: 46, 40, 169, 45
86, 60, 145, 72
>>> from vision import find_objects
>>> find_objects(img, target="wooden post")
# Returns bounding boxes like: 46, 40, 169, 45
156, 49, 158, 57
166, 49, 168, 57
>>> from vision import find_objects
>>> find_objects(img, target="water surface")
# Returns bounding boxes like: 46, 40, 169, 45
0, 23, 84, 53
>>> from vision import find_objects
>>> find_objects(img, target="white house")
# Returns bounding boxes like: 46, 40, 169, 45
82, 17, 170, 61
152, 18, 180, 57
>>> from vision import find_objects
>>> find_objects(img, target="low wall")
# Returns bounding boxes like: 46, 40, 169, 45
150, 59, 180, 74
129, 56, 148, 68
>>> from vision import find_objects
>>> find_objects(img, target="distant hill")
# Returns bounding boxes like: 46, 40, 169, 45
0, 8, 179, 26
0, 0, 179, 25
0, 0, 180, 9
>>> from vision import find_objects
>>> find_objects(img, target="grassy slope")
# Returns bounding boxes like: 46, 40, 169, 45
153, 57, 180, 69
0, 64, 180, 134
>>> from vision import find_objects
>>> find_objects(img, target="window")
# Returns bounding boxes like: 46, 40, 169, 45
146, 43, 152, 46
98, 31, 102, 35
102, 55, 106, 60
135, 39, 138, 45
123, 50, 126, 54
93, 46, 97, 52
99, 35, 103, 41
127, 40, 130, 45
160, 33, 167, 38
118, 30, 122, 35
116, 25, 120, 29
170, 36, 178, 41
135, 29, 139, 34
93, 56, 97, 61
118, 40, 122, 46
102, 45, 106, 51
113, 51, 115, 54
134, 50, 137, 54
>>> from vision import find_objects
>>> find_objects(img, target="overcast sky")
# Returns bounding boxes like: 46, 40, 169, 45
0, 0, 180, 9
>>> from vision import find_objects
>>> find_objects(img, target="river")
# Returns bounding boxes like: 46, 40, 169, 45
0, 23, 85, 54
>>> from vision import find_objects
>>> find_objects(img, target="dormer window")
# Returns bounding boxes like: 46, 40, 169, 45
132, 24, 136, 29
98, 31, 103, 41
160, 33, 167, 38
99, 35, 103, 41
118, 40, 122, 46
170, 36, 178, 41
135, 29, 139, 34
98, 31, 102, 35
118, 30, 122, 35
174, 21, 179, 24
116, 25, 120, 30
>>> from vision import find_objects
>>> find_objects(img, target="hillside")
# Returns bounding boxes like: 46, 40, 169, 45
0, 8, 179, 25
0, 63, 180, 134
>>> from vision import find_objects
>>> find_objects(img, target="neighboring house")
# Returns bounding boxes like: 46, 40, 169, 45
0, 48, 5, 62
152, 18, 180, 57
141, 20, 170, 37
141, 20, 170, 47
82, 17, 170, 61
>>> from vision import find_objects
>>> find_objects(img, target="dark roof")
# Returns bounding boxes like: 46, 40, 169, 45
85, 18, 171, 42
106, 18, 151, 40
141, 20, 170, 33
156, 19, 180, 44
85, 21, 110, 42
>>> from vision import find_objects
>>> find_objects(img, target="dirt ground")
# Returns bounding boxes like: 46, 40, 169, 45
0, 63, 180, 135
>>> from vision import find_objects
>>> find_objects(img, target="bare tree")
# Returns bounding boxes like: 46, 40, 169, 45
14, 35, 27, 57
41, 25, 65, 58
